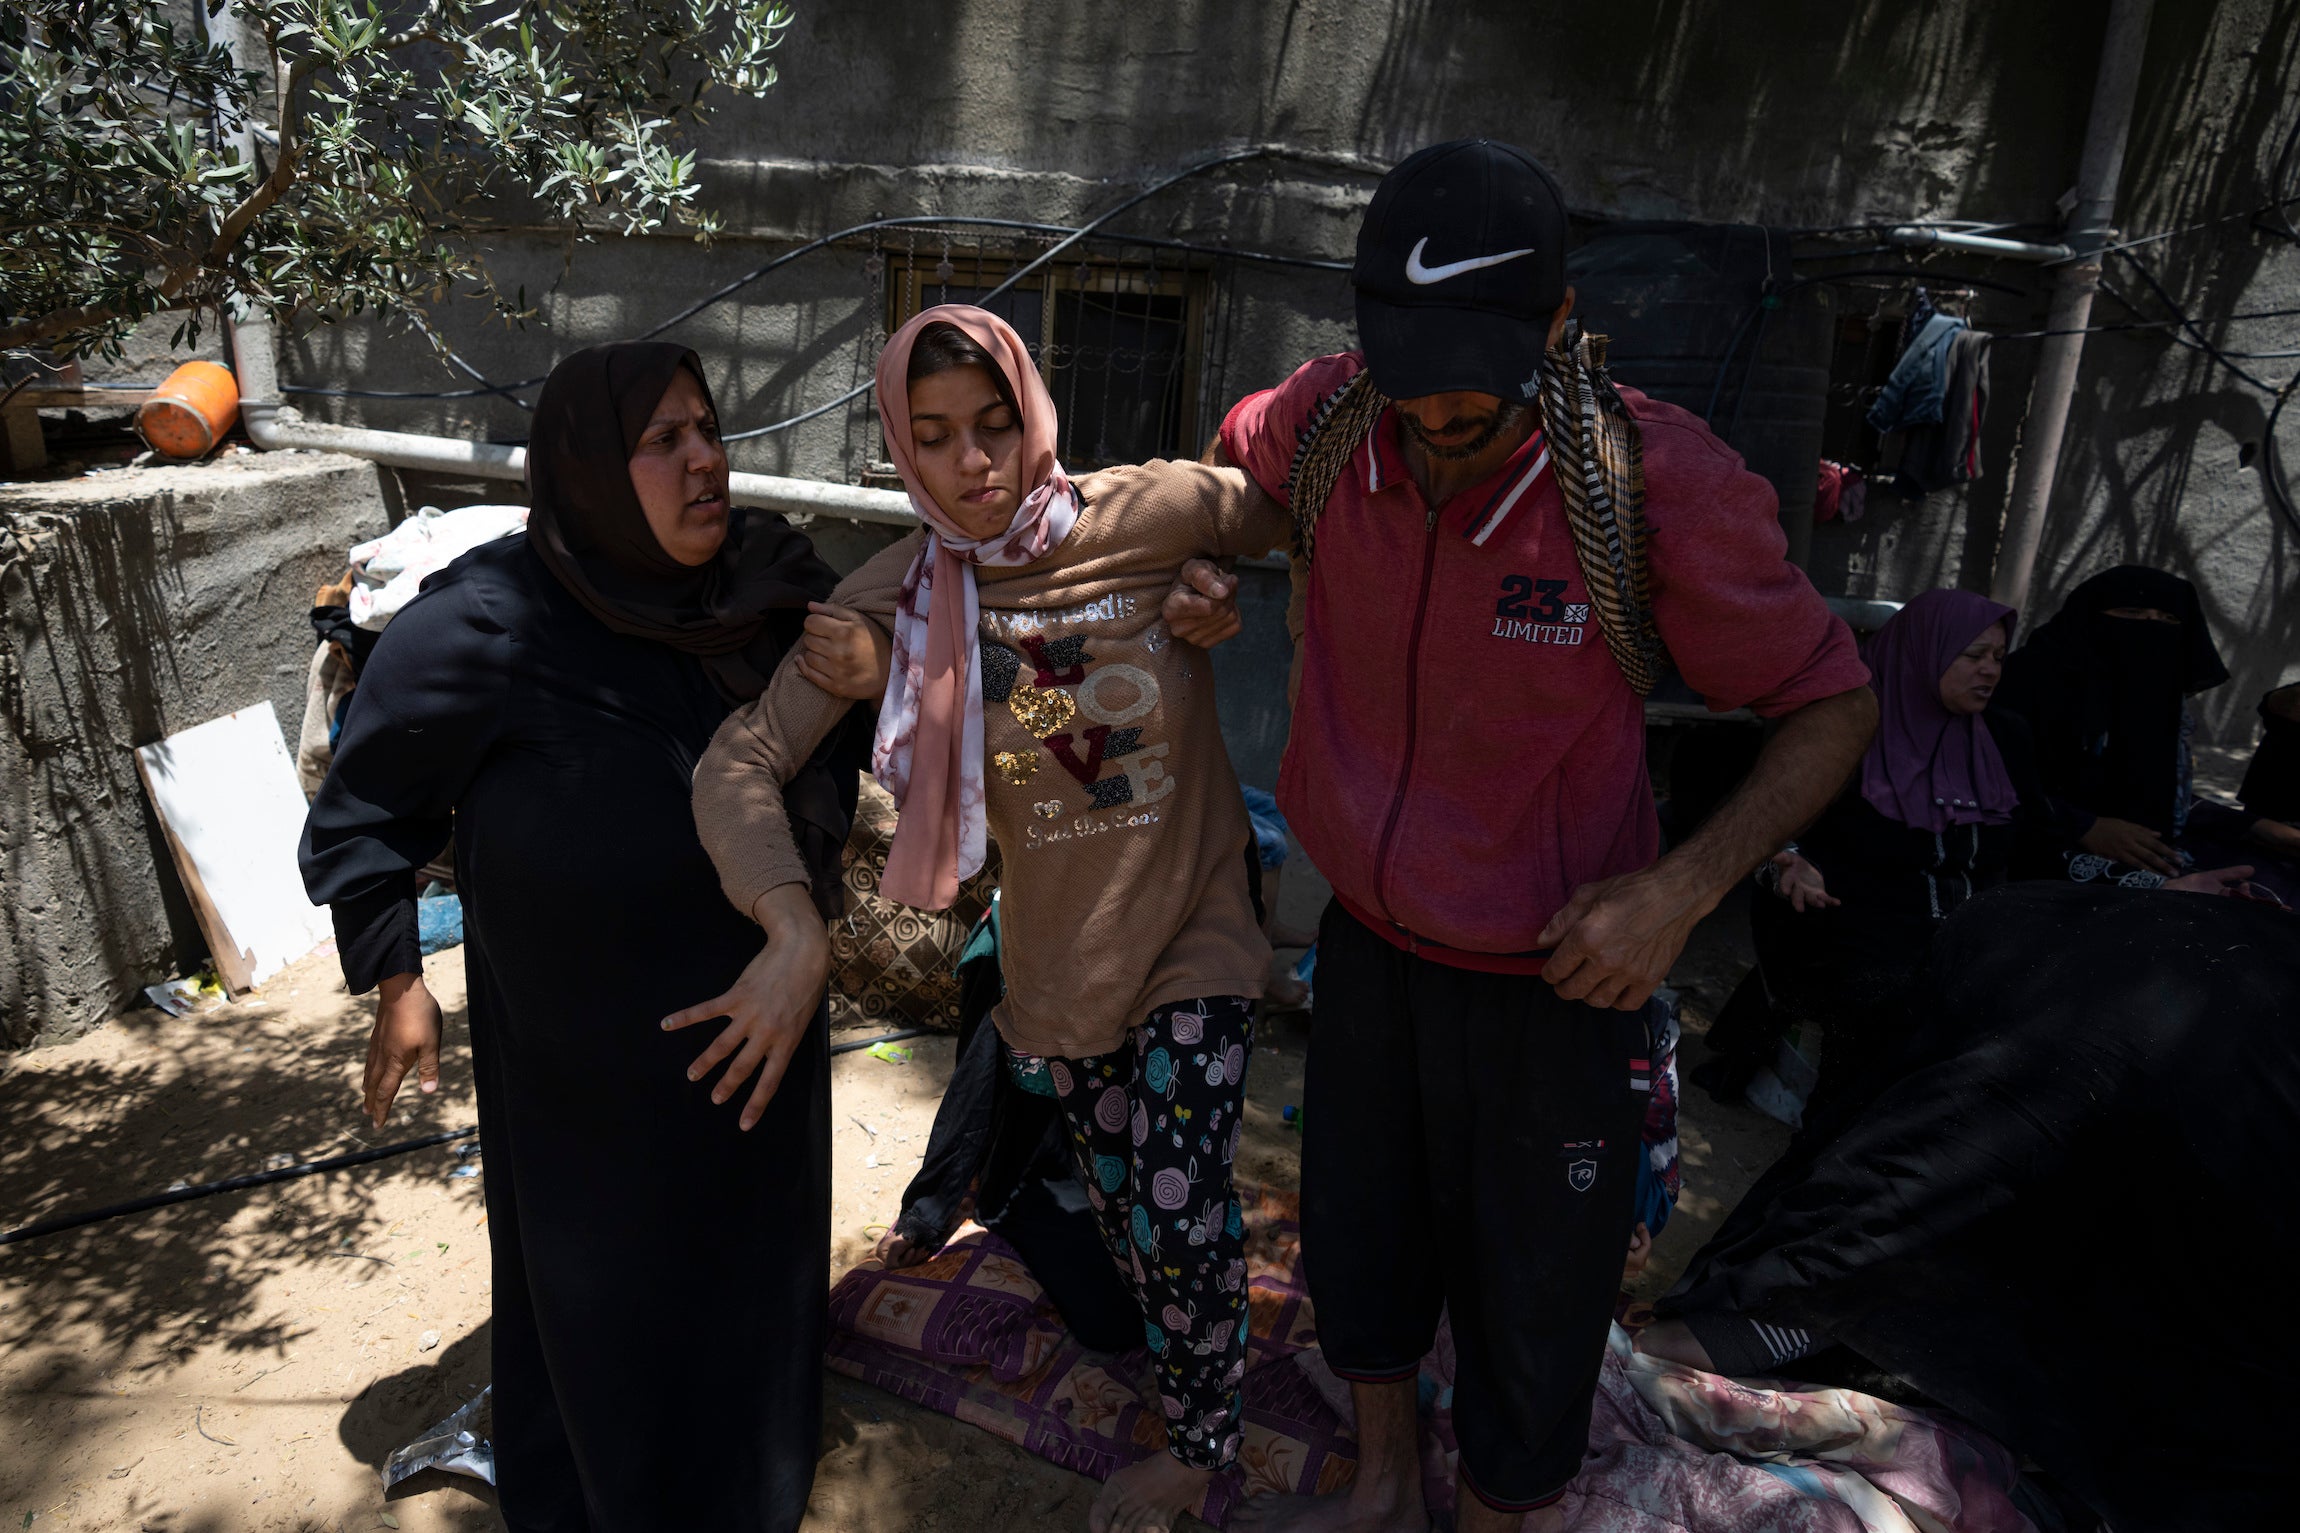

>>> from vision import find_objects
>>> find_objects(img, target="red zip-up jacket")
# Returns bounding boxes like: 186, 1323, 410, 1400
1223, 352, 1866, 971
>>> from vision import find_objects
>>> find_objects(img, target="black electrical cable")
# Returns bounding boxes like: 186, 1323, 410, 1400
2111, 252, 2281, 393
0, 1126, 477, 1248
2097, 254, 2300, 538
2262, 373, 2300, 538
2255, 103, 2300, 245
718, 146, 1378, 441
278, 213, 1351, 405
1787, 267, 2031, 297
828, 1026, 934, 1056
0, 1025, 948, 1248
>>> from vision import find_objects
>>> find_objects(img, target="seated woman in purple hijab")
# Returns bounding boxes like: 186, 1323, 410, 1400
1745, 590, 2088, 1105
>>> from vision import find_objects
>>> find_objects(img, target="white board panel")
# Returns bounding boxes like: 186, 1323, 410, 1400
136, 701, 333, 992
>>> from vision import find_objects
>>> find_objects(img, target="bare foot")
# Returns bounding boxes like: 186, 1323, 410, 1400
1231, 1485, 1426, 1532
1090, 1451, 1213, 1533
1632, 1317, 1715, 1372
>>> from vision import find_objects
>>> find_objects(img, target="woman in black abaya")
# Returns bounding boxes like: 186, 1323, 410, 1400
301, 344, 876, 1531
1991, 564, 2300, 899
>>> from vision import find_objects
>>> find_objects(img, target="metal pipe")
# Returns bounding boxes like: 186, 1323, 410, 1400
231, 321, 919, 526
1883, 227, 2074, 263
1991, 0, 2155, 611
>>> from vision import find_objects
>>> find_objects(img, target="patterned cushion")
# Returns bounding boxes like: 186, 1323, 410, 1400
829, 777, 999, 1030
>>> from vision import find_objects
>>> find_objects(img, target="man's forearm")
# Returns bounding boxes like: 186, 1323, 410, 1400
1661, 686, 1877, 901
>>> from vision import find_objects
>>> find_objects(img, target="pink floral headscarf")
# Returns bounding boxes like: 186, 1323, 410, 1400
871, 306, 1079, 908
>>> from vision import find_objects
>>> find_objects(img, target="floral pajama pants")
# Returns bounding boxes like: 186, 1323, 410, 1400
1034, 994, 1254, 1471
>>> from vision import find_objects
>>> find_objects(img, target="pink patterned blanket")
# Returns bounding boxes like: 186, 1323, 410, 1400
824, 1186, 2032, 1530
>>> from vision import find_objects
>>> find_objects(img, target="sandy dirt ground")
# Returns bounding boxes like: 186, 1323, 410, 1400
1, 867, 1786, 1533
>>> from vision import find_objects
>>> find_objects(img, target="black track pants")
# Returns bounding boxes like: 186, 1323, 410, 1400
1300, 901, 1645, 1511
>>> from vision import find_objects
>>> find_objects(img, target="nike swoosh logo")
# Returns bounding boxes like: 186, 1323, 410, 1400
1405, 237, 1536, 286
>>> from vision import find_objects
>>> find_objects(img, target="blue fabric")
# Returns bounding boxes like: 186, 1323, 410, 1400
1634, 1155, 1673, 1236
1242, 785, 1290, 870
1865, 313, 1965, 435
416, 889, 464, 954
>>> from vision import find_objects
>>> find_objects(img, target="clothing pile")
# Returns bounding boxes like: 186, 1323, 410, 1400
346, 503, 531, 630
298, 503, 532, 797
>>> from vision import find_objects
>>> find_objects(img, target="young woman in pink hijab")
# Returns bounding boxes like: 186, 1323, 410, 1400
682, 305, 1288, 1532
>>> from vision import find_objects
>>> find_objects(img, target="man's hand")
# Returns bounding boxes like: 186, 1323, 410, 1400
1770, 851, 1840, 913
661, 883, 829, 1130
795, 601, 891, 700
1162, 558, 1242, 648
364, 971, 443, 1128
1543, 686, 1875, 1012
1537, 865, 1717, 1011
2080, 816, 2180, 875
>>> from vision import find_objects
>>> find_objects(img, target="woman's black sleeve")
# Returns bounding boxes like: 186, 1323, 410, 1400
1995, 709, 2093, 848
298, 578, 512, 994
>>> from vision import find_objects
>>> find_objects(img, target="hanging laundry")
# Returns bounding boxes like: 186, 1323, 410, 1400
1865, 311, 1966, 436
1812, 459, 1866, 523
1894, 327, 1992, 495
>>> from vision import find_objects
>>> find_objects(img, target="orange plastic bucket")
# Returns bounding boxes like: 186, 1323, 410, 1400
137, 361, 241, 459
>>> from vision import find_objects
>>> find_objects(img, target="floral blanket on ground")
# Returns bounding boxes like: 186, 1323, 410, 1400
823, 1186, 2031, 1530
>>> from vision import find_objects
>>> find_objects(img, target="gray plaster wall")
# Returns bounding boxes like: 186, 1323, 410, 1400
229, 0, 2296, 745
0, 453, 395, 1045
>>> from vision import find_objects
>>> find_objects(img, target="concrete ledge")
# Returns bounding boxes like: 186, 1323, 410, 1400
1, 451, 394, 1046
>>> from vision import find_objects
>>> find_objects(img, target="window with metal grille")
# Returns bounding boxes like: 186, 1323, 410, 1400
885, 244, 1210, 470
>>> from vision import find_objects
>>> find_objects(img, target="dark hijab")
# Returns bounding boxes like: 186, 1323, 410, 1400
524, 341, 860, 914
525, 341, 837, 701
1997, 565, 2230, 833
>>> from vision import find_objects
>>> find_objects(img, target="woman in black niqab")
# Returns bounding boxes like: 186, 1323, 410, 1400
1997, 565, 2226, 831
302, 342, 871, 1532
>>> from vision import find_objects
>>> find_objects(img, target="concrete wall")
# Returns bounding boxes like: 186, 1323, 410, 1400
12, 0, 2296, 1044
0, 453, 395, 1045
220, 0, 2295, 743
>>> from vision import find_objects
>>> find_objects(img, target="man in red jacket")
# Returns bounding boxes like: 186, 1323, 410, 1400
1188, 141, 1877, 1532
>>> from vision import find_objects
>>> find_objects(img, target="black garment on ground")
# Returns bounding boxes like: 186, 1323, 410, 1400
2239, 686, 2300, 823
1662, 882, 2300, 1533
300, 537, 845, 1532
1302, 900, 1646, 1512
1743, 711, 2079, 1103
891, 923, 1140, 1353
1993, 565, 2228, 839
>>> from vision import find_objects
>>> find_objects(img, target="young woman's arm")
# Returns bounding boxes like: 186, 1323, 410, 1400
673, 549, 908, 1128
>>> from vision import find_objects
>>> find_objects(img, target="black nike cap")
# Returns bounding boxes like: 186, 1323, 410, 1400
1352, 139, 1569, 402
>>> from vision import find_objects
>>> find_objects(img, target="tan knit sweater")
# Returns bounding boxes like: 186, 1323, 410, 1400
694, 460, 1288, 1059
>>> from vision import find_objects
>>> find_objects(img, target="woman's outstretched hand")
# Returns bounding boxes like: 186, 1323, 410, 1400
2164, 864, 2255, 896
1770, 851, 1839, 913
796, 601, 891, 700
365, 971, 443, 1128
662, 883, 829, 1130
2080, 815, 2180, 875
